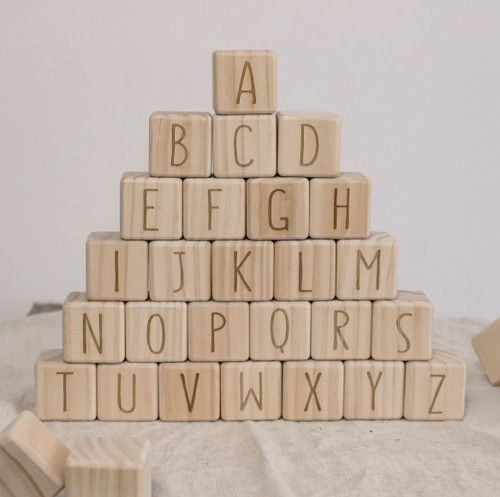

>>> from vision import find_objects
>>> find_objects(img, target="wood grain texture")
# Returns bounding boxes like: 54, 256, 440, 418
97, 363, 158, 421
213, 115, 276, 178
125, 302, 187, 363
274, 240, 336, 300
247, 177, 309, 240
63, 292, 125, 364
120, 172, 182, 240
213, 50, 277, 115
336, 232, 398, 300
344, 360, 405, 420
249, 301, 311, 360
309, 173, 371, 239
86, 232, 148, 302
36, 349, 96, 421
188, 302, 249, 362
149, 112, 211, 178
212, 241, 274, 301
221, 361, 281, 420
472, 317, 500, 386
149, 241, 211, 301
159, 362, 220, 421
277, 112, 341, 177
65, 437, 151, 497
372, 290, 433, 360
282, 361, 344, 421
0, 410, 69, 497
404, 349, 466, 420
311, 300, 372, 360
183, 178, 246, 240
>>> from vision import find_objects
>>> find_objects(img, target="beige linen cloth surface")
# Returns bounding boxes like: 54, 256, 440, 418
0, 311, 499, 496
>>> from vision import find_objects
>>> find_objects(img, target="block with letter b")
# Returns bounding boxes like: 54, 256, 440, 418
336, 232, 398, 300
213, 50, 277, 114
310, 172, 371, 239
277, 112, 341, 177
149, 112, 211, 177
404, 350, 466, 420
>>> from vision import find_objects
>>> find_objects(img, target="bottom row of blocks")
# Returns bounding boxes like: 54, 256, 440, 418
36, 349, 466, 421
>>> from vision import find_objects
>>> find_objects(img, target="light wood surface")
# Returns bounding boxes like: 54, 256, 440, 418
159, 362, 220, 421
404, 349, 466, 420
311, 300, 372, 360
63, 292, 124, 364
183, 178, 246, 240
247, 177, 309, 240
372, 290, 433, 360
149, 240, 211, 301
188, 302, 249, 362
213, 115, 276, 178
274, 240, 336, 300
212, 241, 274, 301
472, 317, 500, 386
149, 112, 211, 178
0, 410, 69, 497
282, 360, 344, 421
125, 302, 187, 363
336, 232, 398, 300
120, 172, 182, 240
65, 437, 151, 497
250, 301, 311, 360
97, 363, 158, 421
221, 361, 281, 420
277, 112, 341, 177
213, 50, 277, 115
36, 349, 96, 421
344, 360, 405, 419
309, 173, 371, 239
86, 232, 148, 302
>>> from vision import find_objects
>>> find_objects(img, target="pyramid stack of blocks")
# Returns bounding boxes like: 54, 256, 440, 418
35, 50, 466, 422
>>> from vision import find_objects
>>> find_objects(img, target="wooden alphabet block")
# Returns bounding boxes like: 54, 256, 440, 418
159, 362, 220, 421
212, 241, 274, 301
86, 232, 148, 301
336, 232, 398, 300
274, 240, 336, 300
372, 291, 433, 360
404, 350, 466, 420
97, 363, 158, 421
120, 172, 182, 240
277, 112, 341, 177
36, 349, 96, 421
188, 302, 249, 361
247, 178, 309, 240
344, 360, 405, 419
309, 173, 371, 239
125, 302, 187, 362
311, 300, 372, 360
0, 411, 69, 497
472, 318, 500, 385
213, 115, 276, 178
282, 361, 344, 421
149, 112, 211, 178
65, 437, 151, 497
63, 292, 125, 363
249, 301, 311, 360
183, 178, 246, 240
213, 50, 277, 115
221, 362, 281, 420
149, 240, 211, 301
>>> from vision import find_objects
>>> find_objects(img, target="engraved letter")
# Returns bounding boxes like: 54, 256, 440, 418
114, 250, 119, 292
300, 124, 319, 167
234, 251, 252, 292
356, 249, 381, 291
304, 372, 322, 412
429, 374, 446, 414
334, 187, 350, 230
233, 125, 254, 168
298, 251, 312, 293
367, 371, 383, 411
208, 188, 222, 231
56, 371, 74, 412
268, 189, 289, 231
143, 188, 159, 232
396, 313, 412, 354
211, 312, 226, 353
181, 372, 200, 413
236, 61, 257, 105
333, 310, 350, 351
270, 308, 289, 353
118, 373, 136, 413
171, 124, 188, 167
147, 313, 165, 355
82, 312, 103, 354
240, 371, 263, 410
173, 251, 185, 293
